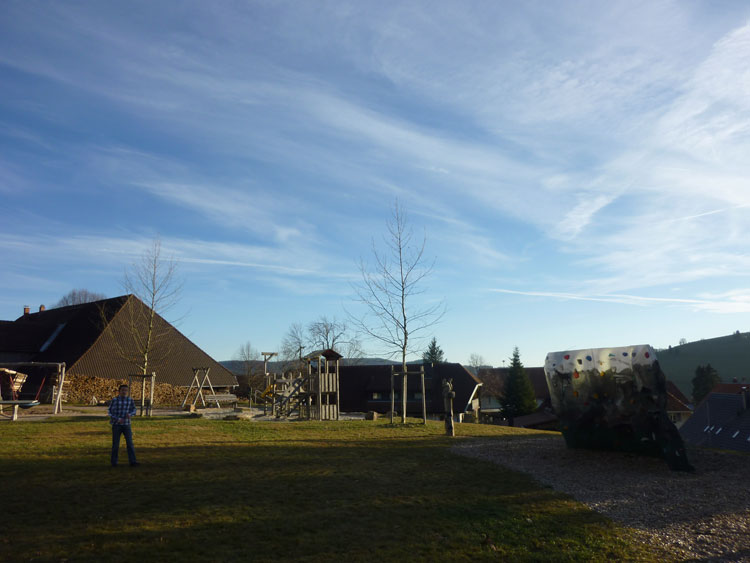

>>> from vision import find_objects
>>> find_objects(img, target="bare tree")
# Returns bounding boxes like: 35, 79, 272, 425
54, 288, 107, 308
118, 238, 183, 375
351, 202, 444, 421
234, 341, 262, 399
308, 315, 365, 360
468, 353, 486, 375
280, 322, 307, 372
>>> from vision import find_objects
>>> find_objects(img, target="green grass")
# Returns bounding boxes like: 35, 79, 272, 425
0, 417, 660, 562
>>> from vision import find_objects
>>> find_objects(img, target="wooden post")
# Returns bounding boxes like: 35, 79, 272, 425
390, 366, 395, 424
442, 378, 455, 437
421, 366, 427, 425
263, 374, 269, 416
53, 363, 66, 415
148, 372, 155, 416
335, 358, 340, 422
262, 352, 276, 415
181, 370, 199, 408
402, 370, 407, 424
271, 377, 276, 418
140, 376, 146, 416
318, 356, 323, 420
190, 368, 211, 407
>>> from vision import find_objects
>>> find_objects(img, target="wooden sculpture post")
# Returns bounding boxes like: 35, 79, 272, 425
442, 378, 455, 437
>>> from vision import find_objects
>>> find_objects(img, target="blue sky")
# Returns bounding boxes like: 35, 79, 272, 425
3, 1, 750, 367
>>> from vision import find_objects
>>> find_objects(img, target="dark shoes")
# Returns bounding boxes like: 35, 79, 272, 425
130, 462, 140, 467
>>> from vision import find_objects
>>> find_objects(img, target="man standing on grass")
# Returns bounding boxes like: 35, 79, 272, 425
108, 384, 139, 467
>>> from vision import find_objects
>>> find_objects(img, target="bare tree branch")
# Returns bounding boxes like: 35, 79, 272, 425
54, 288, 106, 308
468, 353, 486, 375
349, 202, 445, 421
234, 341, 261, 398
308, 316, 365, 361
109, 238, 183, 376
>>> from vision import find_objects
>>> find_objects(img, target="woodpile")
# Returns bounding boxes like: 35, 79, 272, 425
65, 375, 185, 405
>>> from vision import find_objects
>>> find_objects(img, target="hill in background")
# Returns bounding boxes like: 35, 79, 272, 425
657, 331, 750, 400
221, 357, 404, 375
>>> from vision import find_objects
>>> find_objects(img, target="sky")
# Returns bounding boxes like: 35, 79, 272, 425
2, 1, 750, 368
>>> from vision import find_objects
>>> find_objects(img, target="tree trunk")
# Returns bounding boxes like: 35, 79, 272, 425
401, 352, 407, 424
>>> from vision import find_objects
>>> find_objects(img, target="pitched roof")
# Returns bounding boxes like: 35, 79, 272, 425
8, 296, 128, 366
680, 392, 750, 452
476, 367, 549, 401
1, 295, 236, 388
710, 383, 750, 395
666, 380, 692, 413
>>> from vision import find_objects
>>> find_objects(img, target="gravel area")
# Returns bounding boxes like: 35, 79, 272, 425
452, 435, 750, 562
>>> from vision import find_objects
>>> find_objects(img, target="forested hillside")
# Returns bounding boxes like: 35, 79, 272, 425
658, 332, 750, 399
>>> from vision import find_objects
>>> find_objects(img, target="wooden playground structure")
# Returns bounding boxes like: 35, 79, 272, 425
0, 362, 67, 421
261, 349, 341, 420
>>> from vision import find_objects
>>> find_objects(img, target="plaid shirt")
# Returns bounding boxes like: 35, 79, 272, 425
108, 396, 136, 425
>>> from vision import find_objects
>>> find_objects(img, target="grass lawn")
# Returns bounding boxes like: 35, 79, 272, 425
0, 417, 658, 562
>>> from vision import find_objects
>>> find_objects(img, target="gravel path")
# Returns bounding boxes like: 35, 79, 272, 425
452, 435, 750, 562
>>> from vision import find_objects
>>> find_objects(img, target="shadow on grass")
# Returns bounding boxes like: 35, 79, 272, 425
1, 437, 651, 562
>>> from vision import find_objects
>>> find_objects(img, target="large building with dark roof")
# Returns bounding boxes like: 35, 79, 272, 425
338, 362, 481, 416
679, 383, 750, 452
0, 295, 236, 402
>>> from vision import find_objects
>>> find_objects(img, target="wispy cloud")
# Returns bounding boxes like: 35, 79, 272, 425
0, 233, 343, 282
490, 288, 750, 313
4, 2, 750, 362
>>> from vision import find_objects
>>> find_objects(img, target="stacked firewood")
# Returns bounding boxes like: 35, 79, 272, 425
65, 375, 185, 405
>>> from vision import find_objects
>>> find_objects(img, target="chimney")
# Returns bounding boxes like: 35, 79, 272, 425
23, 305, 30, 316
39, 305, 46, 312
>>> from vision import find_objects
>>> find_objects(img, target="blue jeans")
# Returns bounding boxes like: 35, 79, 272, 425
111, 424, 137, 466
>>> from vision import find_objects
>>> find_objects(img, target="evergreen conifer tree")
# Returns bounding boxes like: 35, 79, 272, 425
691, 363, 721, 404
501, 347, 537, 426
422, 337, 446, 364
